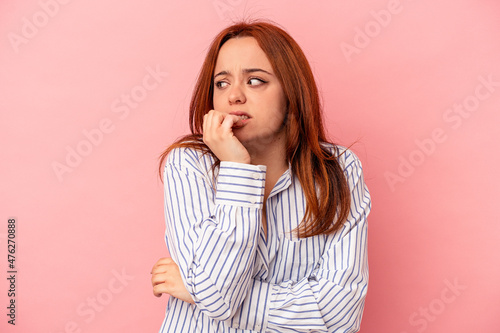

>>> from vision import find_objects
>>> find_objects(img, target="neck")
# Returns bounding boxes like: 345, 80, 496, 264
245, 133, 287, 240
246, 134, 288, 181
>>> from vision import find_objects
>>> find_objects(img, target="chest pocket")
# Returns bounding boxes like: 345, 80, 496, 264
272, 234, 324, 283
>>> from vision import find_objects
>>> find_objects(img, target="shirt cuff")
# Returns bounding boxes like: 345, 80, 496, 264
215, 161, 266, 208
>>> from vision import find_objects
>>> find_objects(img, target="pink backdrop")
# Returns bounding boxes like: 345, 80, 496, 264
1, 0, 499, 332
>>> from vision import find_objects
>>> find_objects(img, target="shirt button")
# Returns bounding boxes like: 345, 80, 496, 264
252, 173, 260, 180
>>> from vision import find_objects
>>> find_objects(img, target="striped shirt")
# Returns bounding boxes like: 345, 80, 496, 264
159, 144, 371, 333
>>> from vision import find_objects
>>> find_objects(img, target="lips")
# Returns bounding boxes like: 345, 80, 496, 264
229, 111, 251, 128
229, 111, 251, 118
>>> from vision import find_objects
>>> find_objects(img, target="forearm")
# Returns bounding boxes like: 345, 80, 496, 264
183, 204, 262, 320
164, 156, 267, 320
232, 212, 369, 333
228, 264, 368, 333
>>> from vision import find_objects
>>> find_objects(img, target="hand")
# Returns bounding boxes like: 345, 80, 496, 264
202, 110, 251, 164
150, 257, 194, 304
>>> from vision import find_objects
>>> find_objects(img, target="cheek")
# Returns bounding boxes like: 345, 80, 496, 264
266, 109, 287, 131
269, 94, 287, 125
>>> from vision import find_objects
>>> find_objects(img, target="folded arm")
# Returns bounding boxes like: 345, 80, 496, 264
161, 148, 267, 321
228, 153, 371, 332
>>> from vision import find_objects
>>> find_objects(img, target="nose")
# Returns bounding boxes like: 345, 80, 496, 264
228, 83, 246, 105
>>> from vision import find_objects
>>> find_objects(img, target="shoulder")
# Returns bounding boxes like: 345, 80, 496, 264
164, 145, 216, 179
320, 142, 364, 173
322, 143, 370, 212
165, 146, 204, 165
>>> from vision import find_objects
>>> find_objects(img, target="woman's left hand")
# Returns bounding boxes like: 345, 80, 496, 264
151, 257, 195, 304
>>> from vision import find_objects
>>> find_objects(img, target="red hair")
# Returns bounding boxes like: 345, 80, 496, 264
159, 20, 350, 237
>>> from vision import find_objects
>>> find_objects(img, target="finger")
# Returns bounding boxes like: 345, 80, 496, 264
205, 110, 226, 142
151, 257, 171, 271
204, 110, 215, 139
221, 115, 241, 130
151, 266, 169, 276
153, 283, 169, 297
151, 273, 169, 287
150, 257, 174, 273
203, 110, 216, 135
156, 257, 174, 265
203, 113, 208, 136
209, 110, 225, 130
151, 262, 176, 276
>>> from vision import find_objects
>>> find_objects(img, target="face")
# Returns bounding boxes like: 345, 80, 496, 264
213, 36, 287, 149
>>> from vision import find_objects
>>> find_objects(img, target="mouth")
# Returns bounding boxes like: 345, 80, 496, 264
229, 111, 251, 118
229, 112, 251, 128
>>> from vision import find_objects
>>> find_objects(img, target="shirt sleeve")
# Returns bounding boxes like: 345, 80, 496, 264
162, 147, 267, 322
229, 153, 371, 333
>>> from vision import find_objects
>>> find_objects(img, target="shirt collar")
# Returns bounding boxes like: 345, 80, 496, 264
269, 161, 293, 198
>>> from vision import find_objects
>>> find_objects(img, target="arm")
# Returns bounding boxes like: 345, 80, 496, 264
162, 147, 266, 321
229, 153, 371, 333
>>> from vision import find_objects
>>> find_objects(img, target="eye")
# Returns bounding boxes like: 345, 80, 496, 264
248, 78, 267, 86
215, 81, 229, 89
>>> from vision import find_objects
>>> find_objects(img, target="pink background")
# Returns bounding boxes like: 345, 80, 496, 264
1, 0, 499, 332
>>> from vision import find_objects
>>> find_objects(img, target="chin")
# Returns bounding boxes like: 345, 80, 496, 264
240, 133, 278, 148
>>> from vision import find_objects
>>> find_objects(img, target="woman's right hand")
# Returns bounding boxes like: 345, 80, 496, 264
151, 257, 194, 304
202, 110, 251, 164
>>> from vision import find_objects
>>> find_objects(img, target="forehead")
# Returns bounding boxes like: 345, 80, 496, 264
215, 37, 273, 72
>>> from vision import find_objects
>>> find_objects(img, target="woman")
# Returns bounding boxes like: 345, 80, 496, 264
151, 20, 371, 333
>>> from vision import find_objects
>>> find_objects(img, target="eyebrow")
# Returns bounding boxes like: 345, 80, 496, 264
213, 68, 273, 79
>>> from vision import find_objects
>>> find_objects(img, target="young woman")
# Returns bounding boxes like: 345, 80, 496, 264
151, 20, 371, 333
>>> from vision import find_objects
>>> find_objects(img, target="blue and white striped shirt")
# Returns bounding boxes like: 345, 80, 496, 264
160, 144, 371, 333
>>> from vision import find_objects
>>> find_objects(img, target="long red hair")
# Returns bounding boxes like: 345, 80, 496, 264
159, 20, 350, 237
